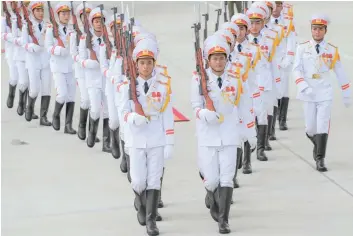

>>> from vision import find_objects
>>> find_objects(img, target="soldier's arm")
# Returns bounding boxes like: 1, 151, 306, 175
293, 45, 310, 92
237, 83, 256, 141
190, 72, 204, 120
332, 48, 351, 99
162, 85, 174, 146
79, 34, 99, 69
45, 25, 67, 56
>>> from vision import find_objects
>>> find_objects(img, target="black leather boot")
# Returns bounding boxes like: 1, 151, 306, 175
102, 118, 111, 153
25, 95, 37, 122
205, 189, 212, 209
218, 187, 233, 234
269, 107, 278, 140
17, 89, 27, 116
209, 187, 220, 222
52, 101, 64, 131
64, 102, 77, 134
146, 190, 160, 236
277, 99, 281, 121
265, 115, 273, 151
127, 154, 131, 183
158, 168, 165, 208
110, 127, 121, 158
120, 140, 128, 173
87, 116, 99, 147
7, 84, 16, 108
279, 97, 289, 130
242, 141, 252, 174
135, 190, 147, 226
306, 133, 317, 161
316, 133, 328, 172
78, 108, 89, 140
233, 148, 242, 188
257, 125, 268, 161
39, 96, 52, 126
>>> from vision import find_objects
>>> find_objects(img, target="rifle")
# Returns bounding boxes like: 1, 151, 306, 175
82, 1, 97, 60
22, 3, 39, 45
98, 4, 112, 59
2, 2, 12, 28
192, 6, 216, 113
47, 1, 65, 47
202, 2, 209, 41
70, 1, 82, 45
11, 1, 22, 30
111, 7, 119, 51
215, 8, 222, 31
223, 1, 228, 22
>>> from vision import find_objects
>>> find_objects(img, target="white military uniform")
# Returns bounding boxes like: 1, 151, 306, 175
121, 39, 174, 194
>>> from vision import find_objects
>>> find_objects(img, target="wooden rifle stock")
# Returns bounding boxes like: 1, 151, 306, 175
2, 2, 12, 28
47, 1, 65, 48
22, 4, 39, 45
70, 1, 82, 45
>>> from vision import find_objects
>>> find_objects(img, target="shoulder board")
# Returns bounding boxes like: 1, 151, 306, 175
269, 29, 278, 33
157, 73, 170, 84
328, 42, 337, 49
156, 64, 168, 69
266, 36, 275, 40
249, 42, 259, 47
300, 40, 309, 45
227, 72, 240, 79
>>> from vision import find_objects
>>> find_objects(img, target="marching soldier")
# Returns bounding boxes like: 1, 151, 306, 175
22, 1, 52, 125
293, 14, 351, 172
70, 2, 100, 143
246, 6, 278, 162
79, 7, 110, 151
231, 13, 266, 174
121, 38, 174, 236
271, 1, 297, 131
191, 36, 256, 234
2, 3, 18, 109
45, 2, 76, 134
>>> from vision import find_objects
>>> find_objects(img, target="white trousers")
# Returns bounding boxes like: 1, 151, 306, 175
280, 67, 292, 97
198, 145, 237, 192
105, 79, 119, 130
253, 94, 268, 125
53, 72, 76, 104
304, 100, 332, 136
7, 59, 18, 86
28, 67, 51, 98
76, 75, 90, 109
87, 87, 109, 120
16, 61, 29, 92
130, 146, 164, 194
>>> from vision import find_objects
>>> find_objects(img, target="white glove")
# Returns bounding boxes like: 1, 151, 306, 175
60, 47, 69, 56
199, 109, 220, 124
248, 137, 257, 150
343, 97, 351, 108
164, 145, 174, 160
31, 44, 42, 53
303, 87, 314, 98
133, 113, 149, 126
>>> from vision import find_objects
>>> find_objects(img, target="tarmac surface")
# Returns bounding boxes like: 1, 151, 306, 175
1, 1, 353, 235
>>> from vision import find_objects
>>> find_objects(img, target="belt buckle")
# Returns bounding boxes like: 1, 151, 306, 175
312, 74, 321, 79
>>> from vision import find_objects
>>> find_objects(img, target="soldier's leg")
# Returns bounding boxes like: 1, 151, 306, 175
64, 72, 77, 134
102, 90, 111, 153
265, 93, 275, 150
145, 146, 164, 234
87, 87, 101, 147
315, 101, 331, 172
77, 75, 90, 140
25, 68, 40, 122
218, 146, 237, 234
52, 72, 67, 131
39, 67, 52, 126
16, 61, 29, 116
257, 94, 269, 161
303, 101, 318, 162
279, 68, 291, 130
7, 60, 18, 108
130, 148, 148, 226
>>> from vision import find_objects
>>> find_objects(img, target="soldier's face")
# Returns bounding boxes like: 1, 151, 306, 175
137, 57, 154, 78
33, 8, 44, 21
250, 20, 264, 34
237, 25, 248, 41
273, 3, 283, 17
311, 25, 327, 41
209, 53, 227, 72
92, 18, 102, 32
58, 11, 70, 24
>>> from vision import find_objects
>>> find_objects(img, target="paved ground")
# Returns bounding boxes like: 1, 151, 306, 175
2, 1, 353, 236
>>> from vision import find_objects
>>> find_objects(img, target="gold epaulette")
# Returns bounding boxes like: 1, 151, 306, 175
328, 42, 338, 48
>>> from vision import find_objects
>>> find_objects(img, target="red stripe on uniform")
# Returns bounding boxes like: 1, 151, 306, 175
341, 84, 350, 90
295, 78, 304, 84
259, 86, 264, 91
247, 122, 255, 128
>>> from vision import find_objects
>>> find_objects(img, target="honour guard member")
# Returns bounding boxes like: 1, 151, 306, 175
121, 38, 174, 236
271, 1, 296, 131
99, 13, 122, 159
2, 3, 18, 109
231, 13, 265, 174
70, 2, 100, 143
79, 7, 110, 151
293, 14, 351, 172
191, 36, 256, 234
22, 1, 52, 125
246, 6, 277, 161
45, 2, 76, 134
